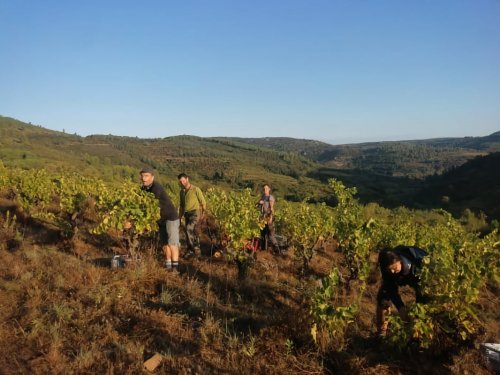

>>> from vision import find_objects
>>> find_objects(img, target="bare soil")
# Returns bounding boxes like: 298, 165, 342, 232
0, 200, 498, 374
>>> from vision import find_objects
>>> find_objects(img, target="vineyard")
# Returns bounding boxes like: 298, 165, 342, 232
0, 164, 498, 374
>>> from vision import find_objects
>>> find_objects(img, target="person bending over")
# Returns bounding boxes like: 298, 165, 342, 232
376, 245, 428, 337
140, 167, 180, 272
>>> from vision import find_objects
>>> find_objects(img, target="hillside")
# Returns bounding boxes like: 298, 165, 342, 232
2, 116, 499, 219
414, 152, 500, 220
225, 133, 500, 178
0, 116, 330, 202
0, 116, 140, 178
309, 153, 500, 220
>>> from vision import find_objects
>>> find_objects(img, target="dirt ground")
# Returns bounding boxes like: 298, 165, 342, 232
0, 201, 498, 374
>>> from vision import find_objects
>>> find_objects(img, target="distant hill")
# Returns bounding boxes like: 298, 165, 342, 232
0, 116, 330, 201
2, 115, 499, 219
216, 137, 334, 160
225, 133, 500, 178
412, 152, 500, 220
0, 116, 141, 178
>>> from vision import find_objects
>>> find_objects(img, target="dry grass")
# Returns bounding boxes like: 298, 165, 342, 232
0, 202, 498, 374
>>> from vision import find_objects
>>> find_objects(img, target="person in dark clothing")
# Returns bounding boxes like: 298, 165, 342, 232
140, 167, 180, 272
376, 245, 428, 337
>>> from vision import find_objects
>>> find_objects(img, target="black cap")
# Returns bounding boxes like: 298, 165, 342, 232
140, 166, 155, 175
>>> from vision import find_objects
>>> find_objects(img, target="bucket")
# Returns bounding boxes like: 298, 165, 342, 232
481, 343, 500, 373
111, 255, 126, 268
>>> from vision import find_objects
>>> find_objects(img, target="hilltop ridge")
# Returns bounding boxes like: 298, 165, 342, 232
2, 115, 499, 219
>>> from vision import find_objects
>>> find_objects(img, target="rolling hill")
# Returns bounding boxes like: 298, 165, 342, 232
413, 152, 500, 220
2, 115, 499, 219
0, 116, 331, 201
223, 133, 500, 178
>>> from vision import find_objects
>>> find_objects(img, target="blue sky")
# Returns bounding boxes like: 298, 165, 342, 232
1, 1, 499, 144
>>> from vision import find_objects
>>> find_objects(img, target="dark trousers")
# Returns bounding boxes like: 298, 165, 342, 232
184, 211, 200, 252
260, 222, 278, 250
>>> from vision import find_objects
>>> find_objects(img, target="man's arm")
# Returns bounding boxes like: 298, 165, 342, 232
196, 187, 206, 215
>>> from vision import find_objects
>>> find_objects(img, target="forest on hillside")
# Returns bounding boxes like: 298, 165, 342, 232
1, 115, 500, 221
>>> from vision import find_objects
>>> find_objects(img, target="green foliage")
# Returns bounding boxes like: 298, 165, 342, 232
4, 167, 161, 247
11, 169, 54, 218
92, 181, 160, 235
91, 181, 160, 255
2, 160, 499, 356
53, 174, 100, 239
374, 208, 419, 249
459, 208, 489, 233
277, 200, 334, 274
205, 188, 262, 278
0, 160, 7, 191
329, 178, 374, 281
310, 268, 358, 351
2, 116, 499, 221
384, 212, 499, 350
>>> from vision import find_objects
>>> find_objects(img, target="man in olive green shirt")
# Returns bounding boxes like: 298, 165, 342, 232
178, 173, 206, 257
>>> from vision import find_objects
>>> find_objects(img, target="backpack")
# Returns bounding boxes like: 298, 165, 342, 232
394, 245, 428, 273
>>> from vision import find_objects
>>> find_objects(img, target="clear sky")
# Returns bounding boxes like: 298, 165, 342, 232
1, 1, 499, 144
